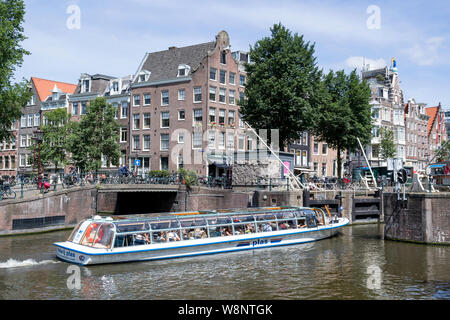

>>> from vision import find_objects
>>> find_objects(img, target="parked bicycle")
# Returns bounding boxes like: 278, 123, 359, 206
0, 181, 16, 200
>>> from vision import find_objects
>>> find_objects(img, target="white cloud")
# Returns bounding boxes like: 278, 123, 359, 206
345, 56, 387, 71
406, 37, 445, 66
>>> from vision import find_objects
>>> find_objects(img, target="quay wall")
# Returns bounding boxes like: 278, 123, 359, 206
0, 186, 97, 235
383, 192, 450, 245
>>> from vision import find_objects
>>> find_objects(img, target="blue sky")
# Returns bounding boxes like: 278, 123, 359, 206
14, 0, 450, 108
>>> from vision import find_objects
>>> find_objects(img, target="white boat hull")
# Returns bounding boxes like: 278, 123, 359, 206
54, 218, 349, 265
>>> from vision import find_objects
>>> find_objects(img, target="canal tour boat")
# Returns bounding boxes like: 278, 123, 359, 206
54, 206, 349, 265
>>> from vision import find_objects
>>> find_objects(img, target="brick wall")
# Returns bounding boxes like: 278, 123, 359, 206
384, 192, 450, 244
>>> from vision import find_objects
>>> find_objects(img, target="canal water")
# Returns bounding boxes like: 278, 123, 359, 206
0, 224, 449, 300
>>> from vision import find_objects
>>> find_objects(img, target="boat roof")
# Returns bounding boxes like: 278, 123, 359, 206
87, 206, 317, 224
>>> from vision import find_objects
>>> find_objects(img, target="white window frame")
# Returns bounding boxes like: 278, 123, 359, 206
143, 135, 150, 151
178, 110, 185, 121
193, 87, 202, 103
160, 134, 169, 151
161, 90, 169, 106
178, 89, 185, 101
161, 111, 170, 128
143, 113, 151, 129
143, 93, 151, 106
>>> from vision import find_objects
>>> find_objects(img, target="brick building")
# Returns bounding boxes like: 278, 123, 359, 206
426, 103, 447, 161
129, 31, 248, 176
103, 75, 132, 168
0, 120, 18, 177
404, 98, 430, 173
17, 77, 76, 175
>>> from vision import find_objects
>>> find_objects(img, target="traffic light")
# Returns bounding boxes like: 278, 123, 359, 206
397, 168, 407, 184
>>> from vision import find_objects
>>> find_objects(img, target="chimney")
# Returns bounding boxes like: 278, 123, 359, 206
168, 46, 177, 50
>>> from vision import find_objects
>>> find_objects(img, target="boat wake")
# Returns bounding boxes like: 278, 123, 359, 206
0, 258, 60, 269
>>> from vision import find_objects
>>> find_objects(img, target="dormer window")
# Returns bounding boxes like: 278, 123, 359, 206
82, 79, 90, 93
138, 70, 151, 82
177, 64, 190, 77
112, 81, 119, 92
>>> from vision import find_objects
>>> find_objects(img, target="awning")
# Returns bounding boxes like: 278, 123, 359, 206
294, 168, 315, 172
430, 164, 445, 168
210, 162, 230, 168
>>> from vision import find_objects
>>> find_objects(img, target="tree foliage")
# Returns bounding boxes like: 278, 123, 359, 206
29, 108, 71, 172
239, 23, 326, 149
379, 127, 396, 160
0, 0, 31, 141
434, 141, 450, 163
67, 97, 120, 172
311, 69, 372, 177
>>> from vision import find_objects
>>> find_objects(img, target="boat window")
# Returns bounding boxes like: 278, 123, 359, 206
208, 226, 223, 237
181, 226, 208, 240
153, 229, 182, 243
232, 215, 254, 223
179, 219, 195, 228
92, 223, 114, 249
305, 212, 317, 228
232, 224, 246, 235
297, 217, 307, 229
150, 220, 171, 230
80, 222, 102, 247
194, 218, 207, 226
278, 219, 292, 230
313, 209, 325, 225
254, 214, 276, 221
216, 216, 232, 225
67, 221, 85, 242
115, 222, 149, 233
132, 233, 151, 246
114, 234, 135, 247
256, 220, 276, 232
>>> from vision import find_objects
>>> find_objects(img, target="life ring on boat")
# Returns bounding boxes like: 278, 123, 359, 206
85, 224, 102, 243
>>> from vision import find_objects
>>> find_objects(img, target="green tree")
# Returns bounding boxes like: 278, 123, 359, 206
30, 108, 71, 173
312, 69, 372, 178
68, 97, 120, 172
434, 141, 450, 162
239, 23, 326, 149
379, 127, 396, 160
0, 0, 31, 141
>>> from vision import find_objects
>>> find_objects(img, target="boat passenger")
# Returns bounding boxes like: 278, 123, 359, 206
298, 221, 307, 228
182, 229, 189, 240
279, 222, 289, 230
234, 227, 244, 235
245, 224, 254, 233
212, 227, 221, 237
223, 227, 232, 236
194, 228, 203, 239
157, 232, 166, 242
167, 231, 180, 241
262, 223, 272, 232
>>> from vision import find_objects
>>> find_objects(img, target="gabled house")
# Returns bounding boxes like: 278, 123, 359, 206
129, 30, 248, 176
426, 103, 447, 160
16, 77, 76, 175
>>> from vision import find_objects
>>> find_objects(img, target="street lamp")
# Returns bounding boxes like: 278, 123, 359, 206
33, 128, 44, 188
